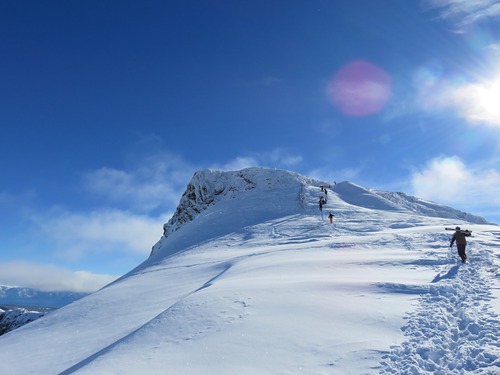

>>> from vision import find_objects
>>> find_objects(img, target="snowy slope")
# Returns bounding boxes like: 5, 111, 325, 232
333, 181, 488, 223
0, 168, 498, 375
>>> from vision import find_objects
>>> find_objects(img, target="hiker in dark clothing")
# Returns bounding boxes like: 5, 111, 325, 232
328, 212, 334, 223
319, 195, 328, 211
450, 226, 471, 263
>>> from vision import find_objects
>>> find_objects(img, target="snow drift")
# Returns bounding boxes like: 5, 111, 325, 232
0, 167, 498, 375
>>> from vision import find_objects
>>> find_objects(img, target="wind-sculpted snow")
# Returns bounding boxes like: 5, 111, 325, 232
0, 168, 498, 375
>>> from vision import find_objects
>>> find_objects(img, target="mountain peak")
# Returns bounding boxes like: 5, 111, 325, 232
150, 167, 322, 258
160, 168, 321, 236
149, 168, 488, 260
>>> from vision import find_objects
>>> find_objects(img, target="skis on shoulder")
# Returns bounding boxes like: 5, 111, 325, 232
445, 227, 472, 235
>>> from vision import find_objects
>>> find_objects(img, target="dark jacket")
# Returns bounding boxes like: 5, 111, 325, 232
451, 230, 470, 246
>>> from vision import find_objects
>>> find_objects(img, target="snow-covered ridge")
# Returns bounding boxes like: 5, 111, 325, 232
151, 168, 488, 258
373, 189, 488, 223
332, 181, 488, 224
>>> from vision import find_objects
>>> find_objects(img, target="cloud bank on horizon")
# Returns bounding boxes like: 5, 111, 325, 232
0, 261, 113, 293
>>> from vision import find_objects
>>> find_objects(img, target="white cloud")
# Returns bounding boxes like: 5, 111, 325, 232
269, 148, 303, 167
308, 166, 362, 184
212, 148, 303, 172
410, 155, 500, 221
83, 152, 194, 212
0, 261, 116, 292
219, 157, 259, 171
35, 209, 170, 261
489, 42, 500, 55
424, 0, 500, 28
0, 190, 37, 213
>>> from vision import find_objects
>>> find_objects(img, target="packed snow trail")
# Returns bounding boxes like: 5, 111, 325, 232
380, 230, 500, 374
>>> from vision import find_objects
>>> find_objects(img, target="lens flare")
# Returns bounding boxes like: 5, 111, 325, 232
328, 60, 392, 116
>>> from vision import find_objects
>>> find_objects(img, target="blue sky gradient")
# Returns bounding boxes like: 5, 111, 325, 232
1, 0, 500, 291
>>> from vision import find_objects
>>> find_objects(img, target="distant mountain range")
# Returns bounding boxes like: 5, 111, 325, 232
0, 286, 88, 336
0, 286, 88, 309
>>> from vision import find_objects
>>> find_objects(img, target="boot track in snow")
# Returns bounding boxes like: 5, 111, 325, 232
380, 240, 500, 374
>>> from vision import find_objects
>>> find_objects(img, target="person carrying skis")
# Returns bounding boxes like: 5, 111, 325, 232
450, 226, 471, 263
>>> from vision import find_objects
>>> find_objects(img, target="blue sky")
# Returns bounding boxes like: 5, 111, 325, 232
1, 0, 500, 292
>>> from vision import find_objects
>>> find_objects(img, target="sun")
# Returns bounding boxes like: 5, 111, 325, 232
475, 78, 500, 118
454, 76, 500, 126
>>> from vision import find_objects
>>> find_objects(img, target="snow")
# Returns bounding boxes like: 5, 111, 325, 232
0, 167, 498, 374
